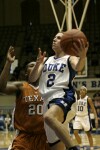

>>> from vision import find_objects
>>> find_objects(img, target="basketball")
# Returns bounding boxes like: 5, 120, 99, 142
60, 29, 88, 56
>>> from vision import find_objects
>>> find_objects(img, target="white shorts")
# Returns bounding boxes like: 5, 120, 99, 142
73, 115, 91, 131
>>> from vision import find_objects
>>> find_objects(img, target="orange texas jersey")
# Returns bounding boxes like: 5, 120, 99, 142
14, 82, 45, 134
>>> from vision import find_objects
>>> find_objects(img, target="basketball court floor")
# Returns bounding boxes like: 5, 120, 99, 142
0, 129, 100, 150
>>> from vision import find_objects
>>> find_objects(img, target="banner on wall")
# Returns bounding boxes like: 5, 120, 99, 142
74, 78, 100, 91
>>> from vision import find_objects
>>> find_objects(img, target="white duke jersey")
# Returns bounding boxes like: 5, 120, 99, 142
76, 96, 89, 116
39, 55, 76, 102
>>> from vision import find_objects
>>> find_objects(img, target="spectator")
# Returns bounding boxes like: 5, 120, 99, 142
0, 110, 5, 131
4, 113, 11, 132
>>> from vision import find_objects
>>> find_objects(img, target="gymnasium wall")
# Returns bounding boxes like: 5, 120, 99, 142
0, 0, 21, 26
0, 95, 15, 114
0, 0, 64, 26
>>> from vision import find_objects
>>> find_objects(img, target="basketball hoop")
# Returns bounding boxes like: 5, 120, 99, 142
49, 0, 90, 31
49, 0, 90, 77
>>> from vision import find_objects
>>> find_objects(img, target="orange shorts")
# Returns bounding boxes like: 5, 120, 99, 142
9, 131, 50, 150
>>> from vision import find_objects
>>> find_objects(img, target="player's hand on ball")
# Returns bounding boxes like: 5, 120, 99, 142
73, 39, 89, 58
60, 29, 88, 56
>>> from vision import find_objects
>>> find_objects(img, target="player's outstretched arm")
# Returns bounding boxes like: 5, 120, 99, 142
88, 97, 98, 129
0, 46, 15, 92
29, 48, 46, 83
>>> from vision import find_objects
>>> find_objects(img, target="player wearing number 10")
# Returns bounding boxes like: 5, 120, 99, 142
73, 86, 98, 150
0, 46, 50, 150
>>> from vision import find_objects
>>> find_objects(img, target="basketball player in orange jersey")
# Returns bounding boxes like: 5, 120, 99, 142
29, 32, 89, 150
0, 46, 50, 150
73, 86, 98, 150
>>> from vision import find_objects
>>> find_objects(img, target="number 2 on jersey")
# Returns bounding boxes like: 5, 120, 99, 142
47, 74, 56, 87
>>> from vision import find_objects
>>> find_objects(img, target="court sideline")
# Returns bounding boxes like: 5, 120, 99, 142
0, 130, 100, 150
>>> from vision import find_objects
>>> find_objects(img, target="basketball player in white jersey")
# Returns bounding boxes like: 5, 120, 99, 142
73, 86, 98, 150
29, 32, 89, 150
